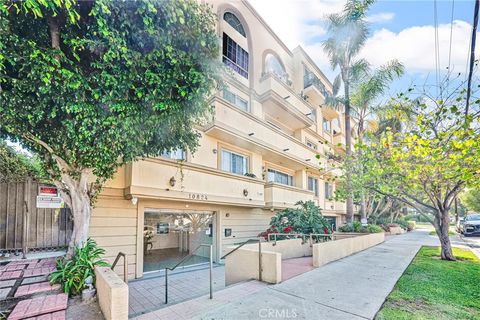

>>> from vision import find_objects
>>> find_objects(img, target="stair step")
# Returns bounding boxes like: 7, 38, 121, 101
15, 282, 61, 298
8, 293, 68, 320
24, 310, 65, 320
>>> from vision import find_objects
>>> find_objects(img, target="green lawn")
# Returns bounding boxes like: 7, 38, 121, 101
429, 230, 456, 236
376, 246, 480, 320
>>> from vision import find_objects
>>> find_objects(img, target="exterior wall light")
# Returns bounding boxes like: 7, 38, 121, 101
283, 148, 289, 152
131, 197, 138, 206
169, 176, 176, 187
212, 148, 217, 154
248, 132, 255, 136
243, 189, 249, 197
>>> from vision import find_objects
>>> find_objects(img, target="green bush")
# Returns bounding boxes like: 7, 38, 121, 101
366, 224, 384, 233
339, 222, 383, 233
259, 201, 332, 240
407, 220, 416, 231
50, 238, 109, 296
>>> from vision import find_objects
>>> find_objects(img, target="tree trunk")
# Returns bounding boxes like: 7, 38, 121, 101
360, 192, 367, 223
60, 170, 93, 259
66, 190, 92, 259
433, 209, 455, 261
343, 77, 354, 224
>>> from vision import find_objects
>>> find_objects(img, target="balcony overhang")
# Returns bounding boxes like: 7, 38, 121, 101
258, 90, 314, 130
303, 84, 326, 106
321, 106, 341, 120
204, 121, 320, 171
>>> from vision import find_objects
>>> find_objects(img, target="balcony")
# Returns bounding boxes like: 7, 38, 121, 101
332, 133, 346, 152
206, 99, 325, 170
264, 182, 316, 209
125, 158, 265, 207
303, 71, 329, 107
258, 73, 314, 130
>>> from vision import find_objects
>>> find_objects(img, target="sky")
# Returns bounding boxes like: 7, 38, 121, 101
249, 0, 479, 98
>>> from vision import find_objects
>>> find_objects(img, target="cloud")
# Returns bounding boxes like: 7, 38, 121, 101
360, 20, 479, 74
365, 12, 394, 23
249, 0, 346, 48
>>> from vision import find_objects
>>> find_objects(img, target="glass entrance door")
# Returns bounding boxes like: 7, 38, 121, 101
143, 210, 214, 273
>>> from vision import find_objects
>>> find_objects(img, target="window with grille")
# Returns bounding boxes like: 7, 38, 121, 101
223, 33, 249, 79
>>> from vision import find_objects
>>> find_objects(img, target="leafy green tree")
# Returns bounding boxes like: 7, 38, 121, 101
0, 140, 46, 182
322, 0, 374, 223
0, 0, 221, 255
461, 189, 480, 213
358, 87, 480, 260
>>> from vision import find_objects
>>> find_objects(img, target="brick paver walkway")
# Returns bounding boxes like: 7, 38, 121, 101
8, 293, 68, 320
14, 282, 61, 298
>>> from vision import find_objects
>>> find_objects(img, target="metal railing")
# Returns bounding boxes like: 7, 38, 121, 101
111, 252, 128, 284
165, 244, 213, 304
267, 233, 306, 246
221, 239, 262, 282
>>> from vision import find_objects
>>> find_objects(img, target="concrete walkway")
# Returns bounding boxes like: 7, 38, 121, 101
134, 230, 440, 320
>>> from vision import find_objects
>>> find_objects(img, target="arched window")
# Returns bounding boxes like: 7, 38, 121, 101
265, 53, 288, 83
224, 12, 246, 37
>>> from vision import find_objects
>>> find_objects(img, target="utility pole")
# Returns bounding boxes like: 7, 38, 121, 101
465, 0, 479, 117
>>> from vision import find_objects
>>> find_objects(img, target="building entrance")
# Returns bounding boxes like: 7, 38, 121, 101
143, 210, 215, 273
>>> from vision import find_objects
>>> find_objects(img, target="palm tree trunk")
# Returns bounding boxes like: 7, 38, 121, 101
344, 78, 354, 223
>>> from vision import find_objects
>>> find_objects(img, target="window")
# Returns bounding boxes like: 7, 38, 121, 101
308, 109, 317, 122
223, 12, 246, 37
323, 118, 331, 133
265, 53, 288, 83
221, 149, 248, 175
267, 169, 293, 186
308, 177, 319, 197
332, 118, 340, 134
162, 149, 185, 160
325, 182, 333, 200
223, 33, 249, 78
223, 89, 248, 112
156, 223, 169, 234
306, 139, 317, 150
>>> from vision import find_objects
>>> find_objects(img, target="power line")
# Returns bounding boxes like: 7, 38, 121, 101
433, 0, 441, 94
447, 0, 455, 70
465, 0, 479, 117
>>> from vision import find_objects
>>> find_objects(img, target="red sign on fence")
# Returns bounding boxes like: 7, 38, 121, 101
38, 186, 58, 197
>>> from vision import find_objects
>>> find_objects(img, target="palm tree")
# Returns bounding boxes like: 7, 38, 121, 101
350, 60, 405, 222
322, 0, 374, 223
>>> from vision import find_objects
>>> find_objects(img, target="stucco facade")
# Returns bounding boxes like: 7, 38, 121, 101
90, 0, 348, 279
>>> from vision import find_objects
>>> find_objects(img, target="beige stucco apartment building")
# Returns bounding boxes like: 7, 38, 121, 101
89, 0, 349, 279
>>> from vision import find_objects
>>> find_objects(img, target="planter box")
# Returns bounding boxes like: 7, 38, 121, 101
312, 232, 385, 267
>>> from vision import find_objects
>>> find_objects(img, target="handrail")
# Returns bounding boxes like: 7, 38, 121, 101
111, 252, 128, 284
220, 239, 262, 282
166, 244, 210, 271
220, 239, 261, 260
267, 233, 306, 246
165, 244, 213, 304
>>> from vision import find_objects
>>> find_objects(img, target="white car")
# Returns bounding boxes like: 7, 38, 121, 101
460, 214, 480, 236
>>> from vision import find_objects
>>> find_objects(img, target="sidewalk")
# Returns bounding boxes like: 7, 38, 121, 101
133, 230, 452, 320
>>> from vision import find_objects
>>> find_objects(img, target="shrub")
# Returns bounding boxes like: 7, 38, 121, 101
338, 223, 383, 233
259, 201, 332, 240
407, 220, 416, 231
50, 238, 109, 296
366, 224, 384, 233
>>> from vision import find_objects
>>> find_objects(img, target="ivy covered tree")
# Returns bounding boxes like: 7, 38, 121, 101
0, 140, 46, 183
0, 0, 221, 255
357, 83, 480, 260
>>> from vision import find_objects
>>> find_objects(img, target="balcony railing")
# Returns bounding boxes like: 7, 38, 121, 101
264, 182, 316, 209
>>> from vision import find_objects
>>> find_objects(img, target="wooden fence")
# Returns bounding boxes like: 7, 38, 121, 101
0, 180, 73, 256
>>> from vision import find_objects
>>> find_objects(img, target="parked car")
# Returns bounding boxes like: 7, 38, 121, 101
459, 214, 480, 236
